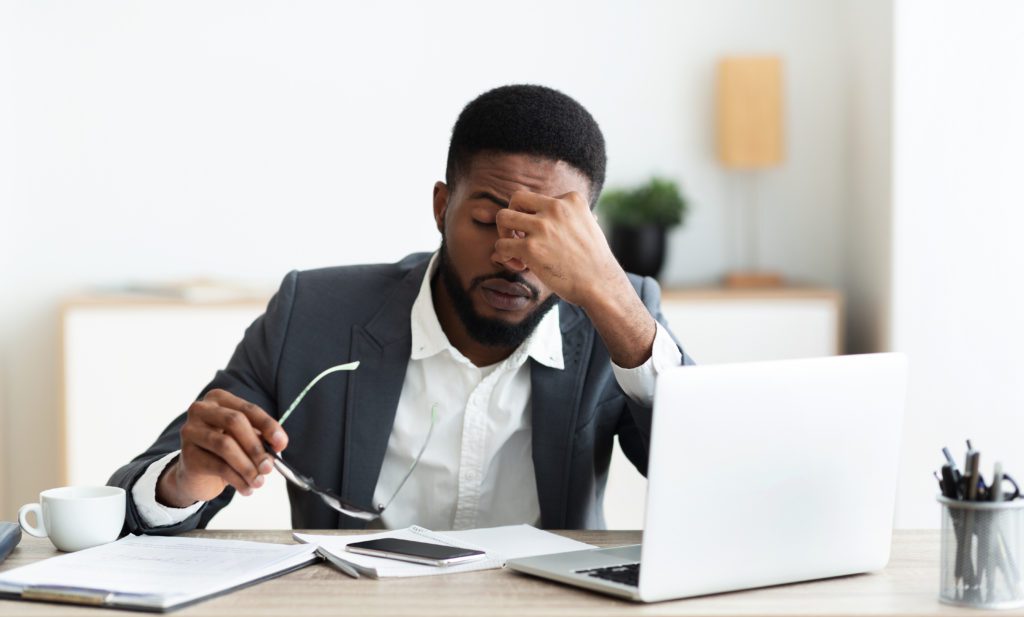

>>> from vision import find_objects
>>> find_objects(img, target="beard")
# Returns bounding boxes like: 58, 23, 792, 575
436, 239, 559, 349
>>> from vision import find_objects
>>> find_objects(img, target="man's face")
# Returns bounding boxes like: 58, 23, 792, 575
433, 152, 591, 348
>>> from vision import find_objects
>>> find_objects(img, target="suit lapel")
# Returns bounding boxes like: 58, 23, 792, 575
338, 260, 426, 528
531, 302, 591, 528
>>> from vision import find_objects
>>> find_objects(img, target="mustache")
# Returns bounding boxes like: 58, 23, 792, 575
468, 270, 540, 299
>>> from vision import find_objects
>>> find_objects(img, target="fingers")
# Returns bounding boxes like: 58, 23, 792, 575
493, 237, 530, 271
492, 215, 542, 271
508, 189, 587, 215
192, 411, 266, 478
494, 198, 549, 266
205, 389, 288, 452
493, 190, 589, 275
508, 189, 554, 214
178, 390, 285, 497
495, 208, 544, 239
201, 397, 273, 465
182, 409, 267, 489
181, 442, 259, 497
500, 190, 589, 241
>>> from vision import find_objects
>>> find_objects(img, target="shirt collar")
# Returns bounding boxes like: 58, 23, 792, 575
410, 252, 564, 370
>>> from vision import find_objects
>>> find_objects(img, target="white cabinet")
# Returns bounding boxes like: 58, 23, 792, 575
602, 287, 842, 529
659, 288, 842, 364
62, 295, 290, 529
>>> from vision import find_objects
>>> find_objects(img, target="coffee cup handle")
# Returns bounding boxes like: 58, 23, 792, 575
18, 503, 48, 538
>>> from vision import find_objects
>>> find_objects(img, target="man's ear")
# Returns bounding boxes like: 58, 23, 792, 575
432, 182, 449, 234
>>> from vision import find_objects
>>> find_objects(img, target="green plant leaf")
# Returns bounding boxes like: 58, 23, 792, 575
597, 177, 688, 228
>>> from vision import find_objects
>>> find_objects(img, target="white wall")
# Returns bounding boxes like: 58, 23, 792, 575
891, 0, 1024, 527
0, 0, 858, 518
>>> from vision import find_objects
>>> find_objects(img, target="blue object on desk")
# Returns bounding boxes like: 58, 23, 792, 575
0, 522, 21, 564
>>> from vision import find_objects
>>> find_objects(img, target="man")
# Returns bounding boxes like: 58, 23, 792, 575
109, 84, 692, 534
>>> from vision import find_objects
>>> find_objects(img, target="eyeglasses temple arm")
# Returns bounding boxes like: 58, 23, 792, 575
279, 361, 360, 425
377, 404, 438, 512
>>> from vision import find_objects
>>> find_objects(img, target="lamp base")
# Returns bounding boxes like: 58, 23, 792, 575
723, 270, 785, 288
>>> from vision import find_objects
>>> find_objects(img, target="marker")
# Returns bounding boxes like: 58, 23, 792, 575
943, 446, 963, 488
941, 465, 959, 500
943, 447, 958, 469
966, 450, 980, 501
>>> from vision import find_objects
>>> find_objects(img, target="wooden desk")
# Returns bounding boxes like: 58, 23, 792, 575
0, 530, 982, 616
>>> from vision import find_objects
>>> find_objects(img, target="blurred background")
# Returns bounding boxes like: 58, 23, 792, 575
1, 0, 1021, 530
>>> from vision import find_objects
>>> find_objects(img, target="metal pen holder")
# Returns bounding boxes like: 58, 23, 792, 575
939, 496, 1024, 609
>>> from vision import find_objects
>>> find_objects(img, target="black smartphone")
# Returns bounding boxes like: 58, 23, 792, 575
345, 538, 486, 567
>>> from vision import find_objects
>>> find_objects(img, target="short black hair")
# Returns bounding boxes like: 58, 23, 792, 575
445, 85, 607, 206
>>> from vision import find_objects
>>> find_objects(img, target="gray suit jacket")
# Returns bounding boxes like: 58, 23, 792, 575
108, 252, 691, 534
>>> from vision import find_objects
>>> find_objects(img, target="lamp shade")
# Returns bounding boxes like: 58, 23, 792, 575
716, 56, 784, 168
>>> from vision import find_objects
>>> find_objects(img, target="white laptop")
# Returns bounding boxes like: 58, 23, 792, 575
508, 353, 908, 602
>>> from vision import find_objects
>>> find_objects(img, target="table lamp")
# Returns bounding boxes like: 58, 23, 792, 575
716, 55, 785, 287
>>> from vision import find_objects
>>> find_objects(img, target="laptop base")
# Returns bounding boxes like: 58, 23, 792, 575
509, 545, 642, 601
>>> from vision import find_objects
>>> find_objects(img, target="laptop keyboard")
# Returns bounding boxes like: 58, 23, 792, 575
575, 562, 640, 587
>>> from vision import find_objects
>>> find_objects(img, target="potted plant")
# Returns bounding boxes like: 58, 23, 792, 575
598, 177, 688, 279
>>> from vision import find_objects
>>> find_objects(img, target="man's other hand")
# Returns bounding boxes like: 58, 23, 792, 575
492, 190, 624, 308
156, 390, 288, 508
493, 189, 657, 369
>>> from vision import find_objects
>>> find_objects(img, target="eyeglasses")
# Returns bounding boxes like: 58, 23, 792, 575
263, 362, 437, 521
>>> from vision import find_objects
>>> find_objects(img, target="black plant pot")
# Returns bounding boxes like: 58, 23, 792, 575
609, 224, 666, 279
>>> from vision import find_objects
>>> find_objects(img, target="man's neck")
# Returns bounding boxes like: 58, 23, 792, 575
431, 273, 515, 367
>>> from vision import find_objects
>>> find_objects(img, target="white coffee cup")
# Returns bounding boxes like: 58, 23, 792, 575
18, 486, 125, 552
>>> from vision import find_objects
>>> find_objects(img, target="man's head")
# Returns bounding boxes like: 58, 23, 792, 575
432, 85, 607, 353
445, 84, 607, 206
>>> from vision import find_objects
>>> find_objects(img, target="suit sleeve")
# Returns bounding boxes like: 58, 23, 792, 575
106, 271, 299, 536
616, 276, 694, 476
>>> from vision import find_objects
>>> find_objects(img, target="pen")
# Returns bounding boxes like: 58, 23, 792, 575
943, 446, 971, 596
942, 468, 958, 501
944, 447, 963, 488
941, 465, 959, 500
943, 447, 958, 468
316, 547, 361, 579
942, 463, 966, 589
962, 450, 981, 599
962, 452, 978, 505
992, 463, 1004, 503
986, 462, 1005, 599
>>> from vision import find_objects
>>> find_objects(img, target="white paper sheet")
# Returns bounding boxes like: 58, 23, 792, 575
442, 524, 596, 560
294, 524, 594, 579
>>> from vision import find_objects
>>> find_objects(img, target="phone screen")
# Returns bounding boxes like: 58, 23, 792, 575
346, 538, 484, 562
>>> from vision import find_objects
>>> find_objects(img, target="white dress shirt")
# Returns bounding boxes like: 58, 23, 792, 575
133, 253, 682, 528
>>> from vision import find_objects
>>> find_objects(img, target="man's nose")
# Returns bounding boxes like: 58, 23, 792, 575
490, 247, 528, 273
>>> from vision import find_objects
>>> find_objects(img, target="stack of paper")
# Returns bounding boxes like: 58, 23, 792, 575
0, 535, 318, 611
294, 524, 595, 579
